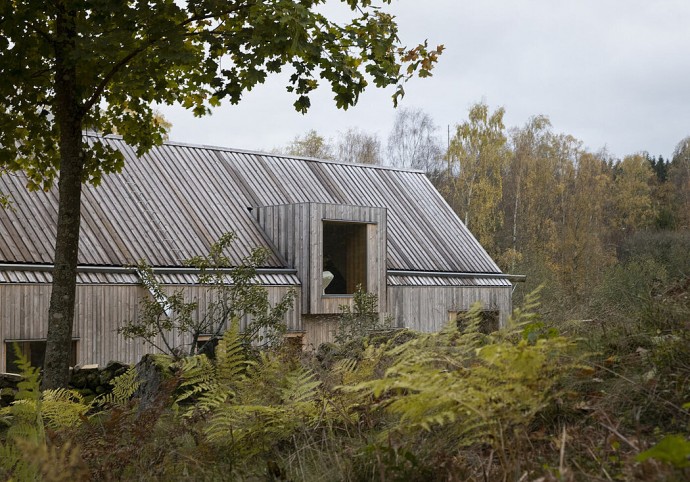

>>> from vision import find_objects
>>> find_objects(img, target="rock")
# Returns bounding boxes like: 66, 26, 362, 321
99, 370, 113, 386
105, 361, 129, 375
133, 354, 174, 412
86, 371, 99, 389
0, 372, 22, 389
0, 387, 17, 406
70, 370, 89, 389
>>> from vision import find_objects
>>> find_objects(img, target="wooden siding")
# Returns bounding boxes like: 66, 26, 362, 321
0, 283, 299, 372
302, 315, 339, 351
386, 286, 512, 332
256, 203, 386, 314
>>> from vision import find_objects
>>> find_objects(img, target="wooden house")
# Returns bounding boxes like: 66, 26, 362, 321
0, 135, 518, 371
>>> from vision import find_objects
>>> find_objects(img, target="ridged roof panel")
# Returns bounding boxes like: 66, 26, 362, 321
0, 135, 501, 273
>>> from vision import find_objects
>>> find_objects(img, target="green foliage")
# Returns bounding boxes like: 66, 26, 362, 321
636, 435, 690, 468
205, 363, 322, 452
176, 321, 253, 416
339, 295, 581, 474
1, 344, 44, 443
0, 1, 441, 189
335, 284, 391, 344
120, 232, 295, 356
0, 346, 91, 480
96, 366, 140, 408
157, 320, 326, 467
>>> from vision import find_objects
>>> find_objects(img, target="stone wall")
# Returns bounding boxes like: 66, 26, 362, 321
0, 361, 129, 407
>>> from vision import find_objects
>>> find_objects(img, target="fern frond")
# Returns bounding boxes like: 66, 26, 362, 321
40, 388, 89, 429
12, 343, 41, 404
174, 354, 217, 409
215, 321, 253, 385
96, 366, 140, 407
192, 385, 233, 416
281, 368, 320, 404
0, 441, 39, 481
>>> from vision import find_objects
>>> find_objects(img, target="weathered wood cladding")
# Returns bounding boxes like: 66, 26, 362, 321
255, 203, 386, 315
386, 286, 512, 332
0, 136, 515, 360
302, 315, 339, 351
0, 283, 299, 372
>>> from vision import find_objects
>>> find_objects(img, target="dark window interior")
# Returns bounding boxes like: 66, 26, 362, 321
455, 311, 500, 334
5, 340, 78, 373
322, 221, 368, 294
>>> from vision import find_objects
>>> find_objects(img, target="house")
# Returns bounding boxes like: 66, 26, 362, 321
0, 134, 518, 371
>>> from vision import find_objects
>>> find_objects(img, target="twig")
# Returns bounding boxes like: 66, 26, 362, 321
586, 446, 613, 481
559, 425, 567, 474
598, 422, 638, 451
571, 458, 608, 482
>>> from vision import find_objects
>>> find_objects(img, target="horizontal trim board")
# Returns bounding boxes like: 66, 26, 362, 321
0, 263, 297, 276
387, 269, 526, 282
5, 338, 80, 342
0, 269, 301, 286
321, 218, 378, 225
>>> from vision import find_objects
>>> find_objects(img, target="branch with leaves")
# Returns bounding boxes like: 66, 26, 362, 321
119, 233, 295, 358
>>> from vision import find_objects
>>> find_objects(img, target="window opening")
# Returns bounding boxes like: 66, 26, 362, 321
322, 221, 368, 294
5, 340, 78, 374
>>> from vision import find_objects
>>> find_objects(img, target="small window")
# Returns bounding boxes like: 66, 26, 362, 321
5, 340, 78, 374
450, 311, 500, 335
322, 221, 367, 295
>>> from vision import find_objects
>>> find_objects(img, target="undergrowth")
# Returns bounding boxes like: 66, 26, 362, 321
1, 291, 689, 481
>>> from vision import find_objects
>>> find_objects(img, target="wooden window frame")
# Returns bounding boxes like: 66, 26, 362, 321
4, 339, 78, 374
322, 220, 368, 295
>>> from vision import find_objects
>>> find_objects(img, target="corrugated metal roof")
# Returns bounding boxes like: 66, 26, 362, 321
0, 135, 502, 274
0, 270, 301, 286
387, 275, 511, 287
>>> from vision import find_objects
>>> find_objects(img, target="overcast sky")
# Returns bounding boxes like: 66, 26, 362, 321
159, 0, 690, 160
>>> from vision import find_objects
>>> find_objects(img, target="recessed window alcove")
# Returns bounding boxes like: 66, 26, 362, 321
322, 221, 368, 295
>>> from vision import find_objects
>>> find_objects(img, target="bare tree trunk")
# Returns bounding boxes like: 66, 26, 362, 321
43, 2, 84, 389
512, 174, 520, 271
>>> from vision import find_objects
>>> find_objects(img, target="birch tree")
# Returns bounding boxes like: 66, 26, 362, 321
446, 103, 509, 255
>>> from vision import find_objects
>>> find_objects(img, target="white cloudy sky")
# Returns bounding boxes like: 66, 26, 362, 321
159, 0, 690, 160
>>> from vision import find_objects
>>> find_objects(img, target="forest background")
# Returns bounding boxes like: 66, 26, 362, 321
277, 103, 690, 323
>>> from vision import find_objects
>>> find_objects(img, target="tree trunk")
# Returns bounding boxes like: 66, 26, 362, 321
43, 2, 84, 390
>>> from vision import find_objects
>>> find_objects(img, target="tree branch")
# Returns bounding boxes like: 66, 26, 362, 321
81, 5, 247, 115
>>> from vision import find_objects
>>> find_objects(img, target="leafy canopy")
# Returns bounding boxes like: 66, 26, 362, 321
0, 0, 442, 189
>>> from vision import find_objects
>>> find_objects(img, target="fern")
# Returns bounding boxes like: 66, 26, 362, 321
1, 343, 44, 444
339, 289, 584, 458
96, 366, 140, 408
203, 351, 324, 455
0, 441, 39, 481
176, 320, 254, 418
40, 388, 90, 429
281, 367, 321, 404
174, 354, 216, 409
